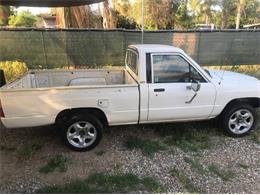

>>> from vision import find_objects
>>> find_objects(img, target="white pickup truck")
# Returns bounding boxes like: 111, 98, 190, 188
0, 45, 259, 151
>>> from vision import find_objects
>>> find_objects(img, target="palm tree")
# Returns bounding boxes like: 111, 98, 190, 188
219, 0, 236, 29
189, 0, 201, 17
200, 0, 218, 25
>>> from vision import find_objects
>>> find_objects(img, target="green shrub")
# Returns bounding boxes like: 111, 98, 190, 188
0, 61, 28, 83
8, 10, 38, 27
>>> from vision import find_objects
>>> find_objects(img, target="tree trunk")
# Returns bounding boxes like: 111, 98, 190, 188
236, 0, 244, 29
236, 3, 241, 29
102, 0, 117, 29
56, 6, 100, 29
102, 0, 110, 28
0, 6, 10, 26
221, 9, 228, 29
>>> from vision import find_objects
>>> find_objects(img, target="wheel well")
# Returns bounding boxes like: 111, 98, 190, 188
55, 108, 108, 126
221, 97, 260, 115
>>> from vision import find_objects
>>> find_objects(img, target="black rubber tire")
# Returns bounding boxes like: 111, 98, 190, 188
60, 113, 103, 151
221, 103, 256, 137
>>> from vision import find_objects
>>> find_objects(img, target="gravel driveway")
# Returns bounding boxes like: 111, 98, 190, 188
0, 113, 259, 193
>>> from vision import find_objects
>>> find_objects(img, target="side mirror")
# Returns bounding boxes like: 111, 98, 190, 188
191, 81, 201, 92
185, 80, 201, 104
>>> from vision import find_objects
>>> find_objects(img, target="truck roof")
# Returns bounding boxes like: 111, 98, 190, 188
129, 44, 184, 53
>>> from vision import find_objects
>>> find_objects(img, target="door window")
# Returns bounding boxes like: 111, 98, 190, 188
152, 55, 206, 83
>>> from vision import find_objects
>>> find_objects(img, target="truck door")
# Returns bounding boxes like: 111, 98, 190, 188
148, 53, 216, 121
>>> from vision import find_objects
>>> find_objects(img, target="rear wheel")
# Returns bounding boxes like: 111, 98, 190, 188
60, 114, 103, 151
221, 103, 256, 137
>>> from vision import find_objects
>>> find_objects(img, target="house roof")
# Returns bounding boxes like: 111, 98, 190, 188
0, 0, 103, 7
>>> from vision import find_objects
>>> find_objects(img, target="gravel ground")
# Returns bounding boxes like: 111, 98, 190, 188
0, 114, 259, 193
117, 137, 260, 193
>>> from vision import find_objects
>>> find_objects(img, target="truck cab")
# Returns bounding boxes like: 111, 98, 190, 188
128, 45, 216, 123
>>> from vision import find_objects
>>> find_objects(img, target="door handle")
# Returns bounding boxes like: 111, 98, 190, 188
154, 88, 165, 92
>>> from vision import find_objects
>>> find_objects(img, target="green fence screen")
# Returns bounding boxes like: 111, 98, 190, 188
0, 29, 259, 69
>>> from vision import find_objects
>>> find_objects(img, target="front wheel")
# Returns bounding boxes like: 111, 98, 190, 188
222, 103, 256, 137
60, 114, 103, 151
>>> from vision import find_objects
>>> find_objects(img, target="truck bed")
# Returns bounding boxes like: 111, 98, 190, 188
1, 68, 137, 90
0, 67, 140, 128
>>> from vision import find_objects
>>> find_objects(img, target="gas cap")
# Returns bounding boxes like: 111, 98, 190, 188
98, 99, 109, 108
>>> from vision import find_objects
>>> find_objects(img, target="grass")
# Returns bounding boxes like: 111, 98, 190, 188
36, 173, 164, 193
95, 150, 106, 156
251, 132, 260, 144
142, 177, 164, 193
156, 122, 216, 152
208, 164, 235, 181
184, 157, 207, 175
251, 128, 260, 144
125, 136, 167, 156
17, 143, 42, 160
237, 163, 250, 169
170, 168, 203, 193
0, 144, 17, 151
251, 110, 260, 144
39, 155, 68, 173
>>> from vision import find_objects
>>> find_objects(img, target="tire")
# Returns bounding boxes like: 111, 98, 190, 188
60, 113, 103, 151
221, 103, 256, 137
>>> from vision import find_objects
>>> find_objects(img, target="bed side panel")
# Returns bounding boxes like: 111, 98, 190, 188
0, 85, 139, 128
